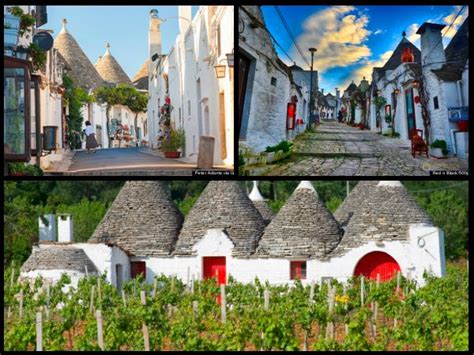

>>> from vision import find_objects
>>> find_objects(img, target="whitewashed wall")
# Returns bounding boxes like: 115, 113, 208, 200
21, 269, 86, 290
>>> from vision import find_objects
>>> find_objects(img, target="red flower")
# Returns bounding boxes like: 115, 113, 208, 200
165, 97, 171, 105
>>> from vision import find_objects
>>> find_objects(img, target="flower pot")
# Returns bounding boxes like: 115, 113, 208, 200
457, 120, 468, 132
430, 147, 446, 158
4, 28, 19, 48
4, 14, 21, 30
164, 151, 180, 158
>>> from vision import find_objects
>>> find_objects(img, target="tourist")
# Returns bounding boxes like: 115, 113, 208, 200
337, 110, 343, 122
84, 121, 98, 153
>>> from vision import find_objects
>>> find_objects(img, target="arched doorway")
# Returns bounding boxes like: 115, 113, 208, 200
354, 251, 401, 281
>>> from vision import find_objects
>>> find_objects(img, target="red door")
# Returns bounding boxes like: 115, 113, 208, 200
203, 257, 226, 285
131, 261, 146, 279
354, 251, 400, 281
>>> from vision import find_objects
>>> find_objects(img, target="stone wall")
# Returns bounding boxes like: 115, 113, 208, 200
239, 6, 292, 153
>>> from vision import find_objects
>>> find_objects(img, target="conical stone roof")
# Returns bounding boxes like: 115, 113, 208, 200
132, 59, 149, 90
174, 181, 266, 257
89, 181, 184, 257
95, 42, 132, 84
330, 181, 433, 257
257, 181, 343, 259
53, 19, 104, 90
248, 181, 274, 225
333, 181, 380, 225
21, 245, 98, 273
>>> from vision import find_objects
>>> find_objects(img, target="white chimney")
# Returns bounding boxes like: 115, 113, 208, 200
38, 214, 56, 242
57, 214, 73, 243
178, 6, 192, 34
149, 9, 162, 60
416, 22, 446, 69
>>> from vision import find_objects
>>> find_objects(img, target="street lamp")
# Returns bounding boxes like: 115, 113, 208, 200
308, 48, 317, 129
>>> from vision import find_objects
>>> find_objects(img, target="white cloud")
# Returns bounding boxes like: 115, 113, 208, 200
291, 6, 372, 73
373, 29, 383, 35
339, 50, 393, 90
405, 23, 420, 45
441, 5, 469, 39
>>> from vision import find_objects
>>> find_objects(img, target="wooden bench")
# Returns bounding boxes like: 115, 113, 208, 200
411, 129, 428, 158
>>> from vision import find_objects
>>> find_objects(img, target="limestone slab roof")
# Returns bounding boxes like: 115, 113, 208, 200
256, 181, 343, 259
132, 60, 149, 90
330, 181, 433, 258
381, 36, 421, 74
431, 17, 469, 81
248, 181, 274, 225
173, 181, 266, 257
333, 181, 380, 225
89, 181, 184, 257
95, 43, 132, 85
53, 20, 105, 90
21, 245, 97, 273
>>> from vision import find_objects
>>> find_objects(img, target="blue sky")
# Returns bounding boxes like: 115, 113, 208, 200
260, 5, 468, 94
43, 6, 198, 78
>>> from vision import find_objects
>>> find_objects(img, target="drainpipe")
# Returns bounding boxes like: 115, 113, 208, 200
450, 129, 458, 155
456, 80, 463, 107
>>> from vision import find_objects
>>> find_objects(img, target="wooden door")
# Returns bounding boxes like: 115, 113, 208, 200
131, 261, 146, 279
405, 88, 416, 139
203, 257, 226, 285
354, 251, 401, 281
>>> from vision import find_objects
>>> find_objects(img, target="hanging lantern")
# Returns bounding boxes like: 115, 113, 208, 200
401, 47, 414, 63
286, 103, 296, 130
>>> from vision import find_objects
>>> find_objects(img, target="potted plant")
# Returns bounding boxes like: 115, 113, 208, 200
9, 7, 36, 37
161, 128, 185, 158
430, 139, 449, 158
28, 43, 47, 71
4, 18, 20, 47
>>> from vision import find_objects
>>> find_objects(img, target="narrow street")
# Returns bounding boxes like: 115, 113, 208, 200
264, 120, 468, 176
44, 147, 232, 176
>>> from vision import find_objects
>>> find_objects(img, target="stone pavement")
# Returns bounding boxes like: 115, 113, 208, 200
43, 147, 233, 176
264, 120, 468, 176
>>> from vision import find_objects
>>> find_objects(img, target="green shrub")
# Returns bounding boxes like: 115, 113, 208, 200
430, 139, 448, 155
265, 140, 293, 153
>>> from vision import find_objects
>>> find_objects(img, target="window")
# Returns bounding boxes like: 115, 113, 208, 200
271, 77, 277, 86
290, 261, 307, 280
4, 66, 29, 159
433, 96, 439, 110
188, 100, 191, 116
131, 261, 146, 279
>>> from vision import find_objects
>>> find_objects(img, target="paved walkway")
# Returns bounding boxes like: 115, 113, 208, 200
264, 120, 468, 176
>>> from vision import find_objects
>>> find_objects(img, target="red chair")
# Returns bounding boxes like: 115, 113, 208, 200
411, 129, 428, 158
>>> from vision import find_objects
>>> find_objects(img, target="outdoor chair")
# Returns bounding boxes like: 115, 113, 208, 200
411, 129, 428, 158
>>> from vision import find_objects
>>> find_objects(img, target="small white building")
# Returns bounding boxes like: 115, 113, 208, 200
368, 18, 468, 158
21, 180, 445, 288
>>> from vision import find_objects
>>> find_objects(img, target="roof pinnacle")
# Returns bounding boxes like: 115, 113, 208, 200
105, 42, 111, 56
249, 181, 265, 201
60, 18, 68, 34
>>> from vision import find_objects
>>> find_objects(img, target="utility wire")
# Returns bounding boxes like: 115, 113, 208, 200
274, 6, 311, 69
422, 5, 465, 65
240, 6, 298, 65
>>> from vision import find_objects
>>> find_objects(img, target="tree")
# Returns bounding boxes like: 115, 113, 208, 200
121, 85, 148, 146
62, 75, 93, 150
93, 85, 123, 147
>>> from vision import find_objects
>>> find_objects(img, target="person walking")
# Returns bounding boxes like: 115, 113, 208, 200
337, 110, 343, 122
84, 121, 98, 153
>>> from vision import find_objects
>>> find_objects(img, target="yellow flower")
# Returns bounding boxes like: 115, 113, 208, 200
335, 295, 349, 304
